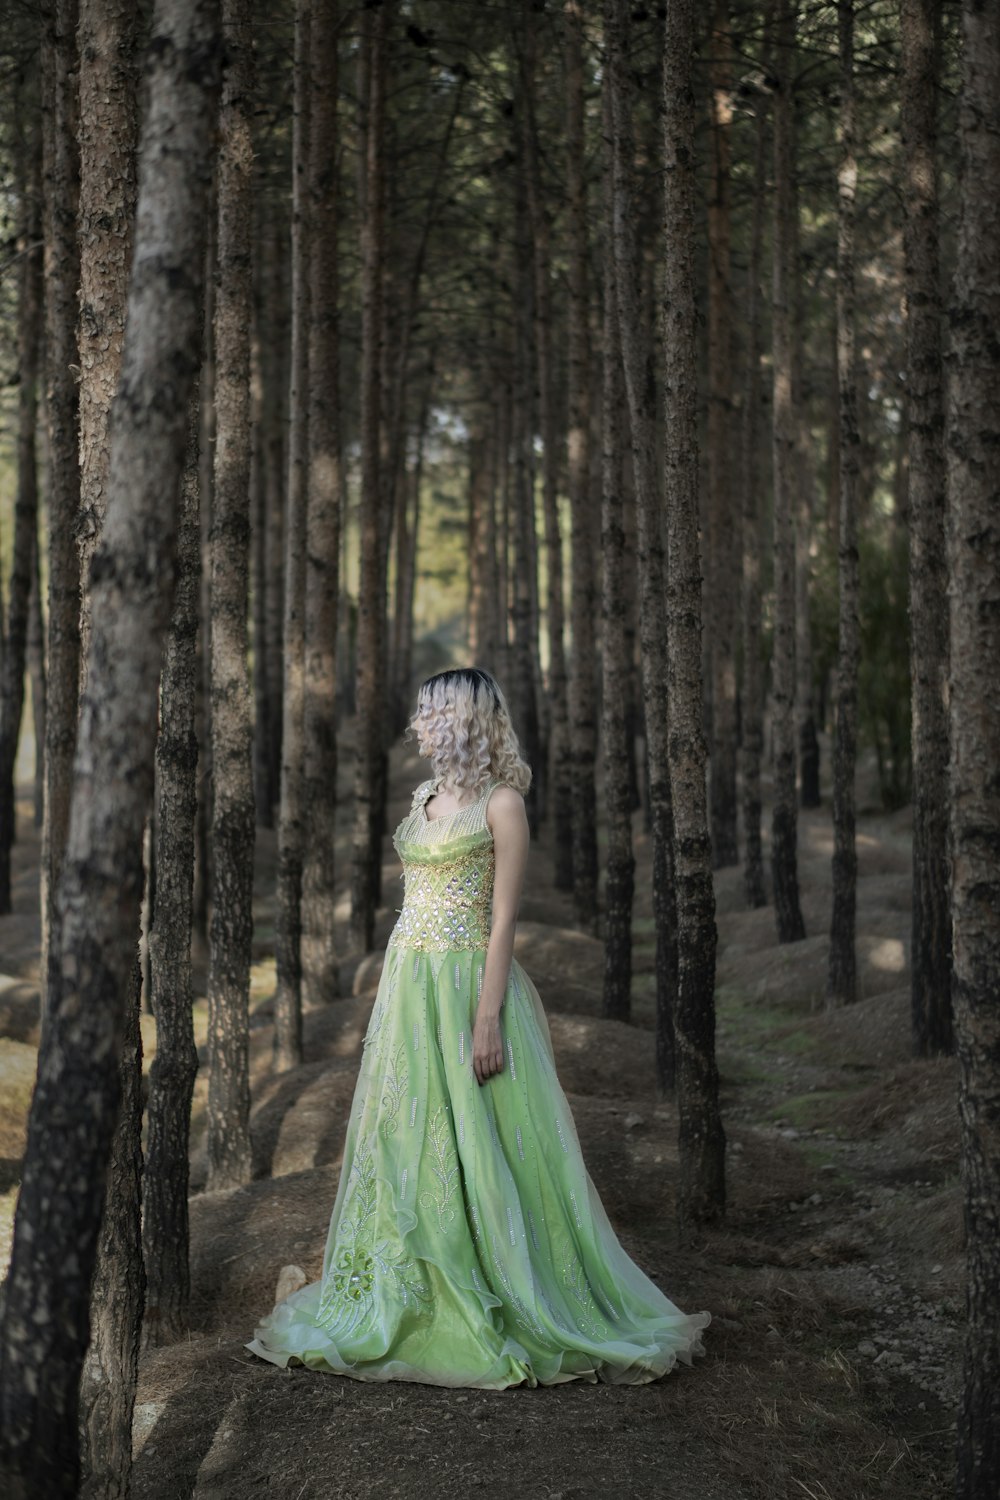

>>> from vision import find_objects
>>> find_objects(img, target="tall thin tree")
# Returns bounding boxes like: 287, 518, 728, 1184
948, 6, 1000, 1495
205, 0, 256, 1191
769, 0, 806, 944
0, 4, 222, 1489
902, 0, 950, 1056
301, 0, 342, 1007
663, 0, 726, 1224
827, 0, 861, 1007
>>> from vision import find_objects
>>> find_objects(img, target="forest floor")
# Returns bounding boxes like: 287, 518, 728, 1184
0, 731, 961, 1499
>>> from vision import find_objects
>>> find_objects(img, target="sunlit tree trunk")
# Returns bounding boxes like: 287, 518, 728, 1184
0, 6, 221, 1490
206, 0, 256, 1191
902, 0, 951, 1056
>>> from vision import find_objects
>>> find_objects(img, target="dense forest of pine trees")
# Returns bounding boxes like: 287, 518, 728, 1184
0, 0, 996, 1494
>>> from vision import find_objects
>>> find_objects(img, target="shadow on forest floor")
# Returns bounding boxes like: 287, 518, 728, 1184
0, 733, 959, 1499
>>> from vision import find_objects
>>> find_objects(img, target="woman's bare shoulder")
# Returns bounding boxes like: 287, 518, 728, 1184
486, 783, 528, 826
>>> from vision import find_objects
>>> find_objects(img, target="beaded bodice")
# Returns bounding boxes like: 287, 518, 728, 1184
387, 778, 499, 953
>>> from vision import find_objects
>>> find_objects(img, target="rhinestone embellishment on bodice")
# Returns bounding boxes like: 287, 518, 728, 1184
387, 780, 498, 953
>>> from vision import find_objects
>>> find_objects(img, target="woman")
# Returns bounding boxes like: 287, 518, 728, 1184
247, 667, 709, 1387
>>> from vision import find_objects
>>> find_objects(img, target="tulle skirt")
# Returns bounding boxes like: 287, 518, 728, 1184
246, 945, 710, 1388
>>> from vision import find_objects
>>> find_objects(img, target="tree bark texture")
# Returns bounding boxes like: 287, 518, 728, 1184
351, 1, 389, 951
206, 0, 256, 1193
827, 0, 861, 1008
73, 11, 144, 1488
76, 0, 138, 677
0, 6, 222, 1491
607, 0, 677, 1090
301, 0, 342, 1007
740, 31, 771, 913
274, 0, 310, 1069
706, 0, 739, 870
902, 0, 951, 1056
600, 168, 633, 1025
565, 0, 599, 931
0, 122, 43, 914
28, 525, 47, 830
769, 0, 806, 944
39, 0, 82, 1026
143, 398, 202, 1346
662, 0, 725, 1226
948, 5, 1000, 1495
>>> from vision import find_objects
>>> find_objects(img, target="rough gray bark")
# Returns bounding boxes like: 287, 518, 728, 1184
28, 525, 47, 829
301, 0, 342, 1008
827, 0, 861, 1008
902, 0, 951, 1056
205, 0, 256, 1192
948, 6, 1000, 1494
607, 0, 677, 1090
142, 398, 201, 1346
663, 0, 725, 1225
600, 132, 633, 1025
740, 29, 771, 913
76, 0, 137, 674
0, 5, 222, 1492
73, 10, 143, 1491
565, 0, 599, 931
706, 0, 739, 870
39, 0, 82, 1026
351, 1, 389, 951
0, 117, 43, 913
769, 0, 806, 944
274, 0, 310, 1069
263, 214, 287, 817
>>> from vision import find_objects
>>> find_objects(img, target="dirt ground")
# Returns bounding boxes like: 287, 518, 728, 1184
0, 733, 960, 1499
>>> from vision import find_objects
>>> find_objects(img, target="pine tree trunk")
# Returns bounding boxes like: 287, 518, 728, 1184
663, 0, 725, 1225
72, 10, 144, 1491
706, 0, 739, 870
393, 377, 429, 719
607, 0, 677, 1089
301, 0, 341, 1007
76, 0, 137, 674
564, 0, 599, 930
0, 118, 43, 913
274, 1, 309, 1070
510, 86, 542, 828
523, 19, 571, 883
740, 27, 771, 913
790, 105, 820, 812
206, 0, 256, 1191
192, 213, 216, 952
0, 7, 221, 1491
827, 0, 861, 1008
39, 0, 82, 1026
769, 0, 806, 944
600, 157, 633, 1024
142, 397, 201, 1347
948, 6, 1000, 1494
902, 0, 951, 1056
351, 1, 389, 952
262, 212, 287, 820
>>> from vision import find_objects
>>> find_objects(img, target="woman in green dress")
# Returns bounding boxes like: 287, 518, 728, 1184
247, 667, 709, 1387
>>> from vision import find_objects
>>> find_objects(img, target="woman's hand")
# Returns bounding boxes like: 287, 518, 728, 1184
472, 1009, 504, 1086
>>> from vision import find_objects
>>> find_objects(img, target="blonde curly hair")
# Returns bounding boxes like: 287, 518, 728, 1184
409, 668, 532, 796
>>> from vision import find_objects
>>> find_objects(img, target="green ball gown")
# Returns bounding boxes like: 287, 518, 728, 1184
246, 777, 710, 1388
